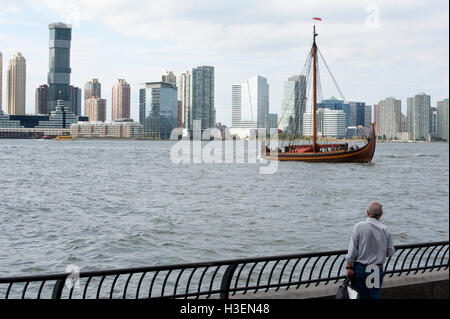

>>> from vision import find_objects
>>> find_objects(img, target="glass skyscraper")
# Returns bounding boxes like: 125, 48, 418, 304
278, 75, 306, 135
47, 23, 72, 113
140, 82, 178, 139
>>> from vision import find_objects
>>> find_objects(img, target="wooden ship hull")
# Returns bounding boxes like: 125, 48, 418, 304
263, 124, 376, 163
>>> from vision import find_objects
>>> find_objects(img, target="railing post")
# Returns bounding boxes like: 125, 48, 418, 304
51, 278, 66, 299
220, 264, 238, 300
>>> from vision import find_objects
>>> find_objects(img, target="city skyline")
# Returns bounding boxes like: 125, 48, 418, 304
0, 0, 449, 126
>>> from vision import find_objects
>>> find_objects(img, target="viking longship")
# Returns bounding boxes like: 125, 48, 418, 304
263, 22, 376, 163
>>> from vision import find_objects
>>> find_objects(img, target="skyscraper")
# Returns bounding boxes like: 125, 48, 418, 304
70, 86, 82, 115
112, 79, 130, 121
373, 104, 380, 136
317, 97, 351, 128
7, 52, 26, 115
47, 23, 72, 113
162, 71, 176, 84
36, 84, 49, 115
407, 93, 431, 140
231, 75, 269, 129
378, 97, 401, 140
85, 97, 106, 122
278, 75, 306, 135
0, 51, 2, 111
189, 66, 215, 130
303, 109, 347, 138
177, 71, 190, 128
437, 98, 449, 141
348, 102, 371, 128
84, 79, 101, 100
139, 82, 178, 138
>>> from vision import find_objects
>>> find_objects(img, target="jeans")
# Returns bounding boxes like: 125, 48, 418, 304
351, 263, 384, 299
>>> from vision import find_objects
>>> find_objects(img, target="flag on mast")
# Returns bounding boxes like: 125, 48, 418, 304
313, 17, 322, 21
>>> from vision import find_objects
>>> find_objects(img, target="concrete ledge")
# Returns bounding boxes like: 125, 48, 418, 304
231, 269, 449, 299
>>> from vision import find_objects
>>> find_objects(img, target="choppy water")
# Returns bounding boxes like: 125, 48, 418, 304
0, 139, 448, 277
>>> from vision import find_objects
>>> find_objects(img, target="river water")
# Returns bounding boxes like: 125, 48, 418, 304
0, 139, 448, 277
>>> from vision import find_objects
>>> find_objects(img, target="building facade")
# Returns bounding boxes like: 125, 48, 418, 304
373, 104, 380, 136
139, 82, 178, 138
318, 97, 351, 127
35, 85, 49, 115
47, 23, 72, 112
231, 75, 269, 130
348, 102, 371, 128
303, 109, 347, 139
84, 78, 101, 101
7, 52, 26, 115
85, 97, 106, 122
177, 71, 190, 128
407, 93, 431, 140
162, 71, 176, 84
437, 98, 449, 141
70, 86, 81, 115
187, 66, 214, 130
70, 120, 143, 138
278, 75, 306, 135
378, 97, 402, 140
112, 79, 130, 121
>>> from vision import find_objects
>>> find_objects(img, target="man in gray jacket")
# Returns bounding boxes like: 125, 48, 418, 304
345, 201, 395, 299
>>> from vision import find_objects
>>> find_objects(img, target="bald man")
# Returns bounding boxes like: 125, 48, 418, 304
345, 201, 395, 299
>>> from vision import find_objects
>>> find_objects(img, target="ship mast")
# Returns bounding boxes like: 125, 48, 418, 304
312, 25, 318, 152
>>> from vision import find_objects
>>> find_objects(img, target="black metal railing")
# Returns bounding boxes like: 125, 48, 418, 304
0, 241, 448, 299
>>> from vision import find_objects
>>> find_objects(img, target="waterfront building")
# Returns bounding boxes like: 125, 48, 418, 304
231, 75, 269, 130
0, 51, 2, 111
0, 110, 23, 128
303, 108, 347, 139
401, 114, 407, 133
47, 23, 72, 113
268, 113, 278, 131
278, 75, 306, 135
437, 98, 449, 141
70, 119, 143, 138
84, 78, 101, 100
35, 84, 49, 115
112, 79, 130, 121
180, 66, 214, 130
162, 71, 176, 84
70, 86, 81, 115
407, 93, 431, 140
431, 107, 438, 136
85, 96, 106, 122
373, 104, 380, 136
7, 52, 26, 115
177, 70, 190, 128
348, 102, 371, 128
140, 82, 178, 138
37, 98, 79, 128
317, 97, 351, 127
378, 97, 402, 140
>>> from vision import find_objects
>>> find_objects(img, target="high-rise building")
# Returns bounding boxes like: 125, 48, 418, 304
47, 23, 72, 113
373, 104, 380, 136
0, 51, 2, 111
139, 82, 178, 138
437, 98, 449, 141
70, 86, 82, 115
267, 113, 278, 133
378, 97, 401, 140
431, 107, 438, 136
348, 102, 371, 128
177, 71, 190, 128
278, 75, 306, 135
112, 79, 130, 121
231, 75, 269, 129
303, 108, 347, 139
407, 93, 431, 140
35, 84, 49, 115
162, 71, 176, 84
85, 96, 106, 122
7, 52, 26, 115
318, 97, 351, 127
84, 79, 101, 100
188, 66, 214, 130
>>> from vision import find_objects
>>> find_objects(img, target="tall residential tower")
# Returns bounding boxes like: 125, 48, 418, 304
112, 79, 130, 121
7, 52, 26, 115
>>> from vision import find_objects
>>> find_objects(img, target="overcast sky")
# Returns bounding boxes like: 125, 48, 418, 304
0, 0, 448, 125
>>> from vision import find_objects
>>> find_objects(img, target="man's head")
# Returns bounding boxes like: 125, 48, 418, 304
367, 201, 383, 219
